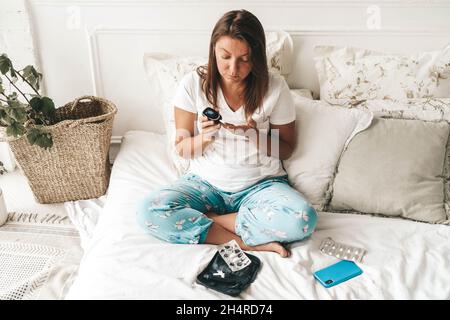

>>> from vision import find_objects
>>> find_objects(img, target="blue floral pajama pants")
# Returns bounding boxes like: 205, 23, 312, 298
136, 173, 317, 246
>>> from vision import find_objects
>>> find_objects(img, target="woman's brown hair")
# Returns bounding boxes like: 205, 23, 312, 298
196, 9, 269, 121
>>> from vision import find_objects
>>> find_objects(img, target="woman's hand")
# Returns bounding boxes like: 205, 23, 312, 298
200, 115, 221, 142
222, 119, 257, 136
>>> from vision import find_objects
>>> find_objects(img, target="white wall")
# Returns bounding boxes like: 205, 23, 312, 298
0, 0, 37, 69
0, 0, 38, 170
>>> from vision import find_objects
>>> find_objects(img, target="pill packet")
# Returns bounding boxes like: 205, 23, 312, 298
319, 237, 367, 263
218, 239, 252, 272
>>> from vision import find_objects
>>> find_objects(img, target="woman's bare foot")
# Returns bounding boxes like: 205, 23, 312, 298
246, 242, 291, 258
205, 212, 291, 258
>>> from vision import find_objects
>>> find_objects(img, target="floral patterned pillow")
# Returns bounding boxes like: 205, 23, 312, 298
314, 45, 450, 104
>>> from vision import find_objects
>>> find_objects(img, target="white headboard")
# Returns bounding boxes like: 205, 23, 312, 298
28, 0, 450, 141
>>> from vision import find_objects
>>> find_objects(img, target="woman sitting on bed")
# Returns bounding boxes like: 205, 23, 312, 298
137, 9, 317, 258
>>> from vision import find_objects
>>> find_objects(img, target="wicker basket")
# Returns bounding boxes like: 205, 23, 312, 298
5, 95, 117, 204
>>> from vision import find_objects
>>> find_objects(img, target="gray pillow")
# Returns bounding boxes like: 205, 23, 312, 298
327, 117, 450, 224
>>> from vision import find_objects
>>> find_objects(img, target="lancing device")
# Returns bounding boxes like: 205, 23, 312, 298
202, 107, 223, 123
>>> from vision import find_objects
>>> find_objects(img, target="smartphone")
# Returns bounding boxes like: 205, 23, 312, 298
313, 260, 363, 288
202, 107, 222, 123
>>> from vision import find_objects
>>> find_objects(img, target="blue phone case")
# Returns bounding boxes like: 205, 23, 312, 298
313, 260, 363, 288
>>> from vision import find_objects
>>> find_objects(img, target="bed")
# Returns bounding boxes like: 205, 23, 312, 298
65, 128, 450, 299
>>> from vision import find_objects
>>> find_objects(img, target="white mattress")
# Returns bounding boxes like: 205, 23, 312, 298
65, 130, 450, 300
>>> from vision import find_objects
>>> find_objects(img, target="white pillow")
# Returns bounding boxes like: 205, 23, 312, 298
282, 93, 373, 208
143, 54, 206, 136
314, 44, 450, 103
290, 88, 314, 100
143, 54, 205, 175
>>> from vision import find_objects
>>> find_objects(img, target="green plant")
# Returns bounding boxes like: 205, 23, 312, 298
0, 53, 55, 149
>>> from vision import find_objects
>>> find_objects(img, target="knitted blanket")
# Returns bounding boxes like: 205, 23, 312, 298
0, 212, 82, 300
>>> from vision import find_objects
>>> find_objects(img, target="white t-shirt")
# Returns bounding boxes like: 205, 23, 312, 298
172, 70, 296, 192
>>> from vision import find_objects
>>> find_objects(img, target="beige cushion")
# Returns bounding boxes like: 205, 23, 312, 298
329, 117, 450, 224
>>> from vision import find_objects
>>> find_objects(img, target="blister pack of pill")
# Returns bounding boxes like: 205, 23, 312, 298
218, 239, 252, 272
319, 237, 367, 263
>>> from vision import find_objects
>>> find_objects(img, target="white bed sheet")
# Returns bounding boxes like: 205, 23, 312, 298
66, 130, 450, 300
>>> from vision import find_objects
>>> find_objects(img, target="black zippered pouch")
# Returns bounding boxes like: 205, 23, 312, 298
196, 251, 261, 297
